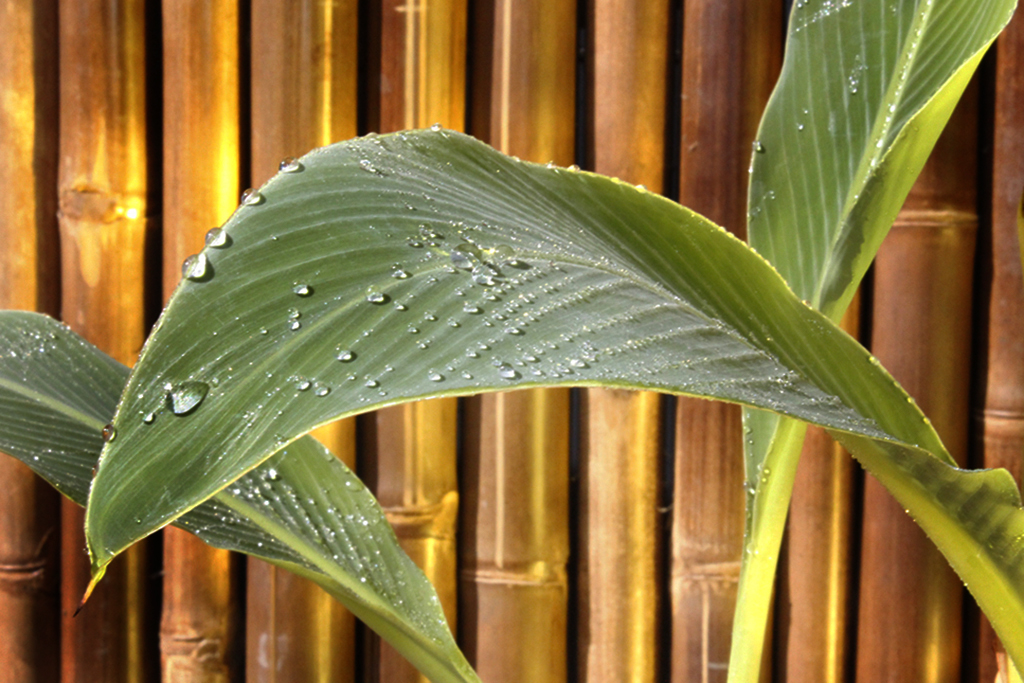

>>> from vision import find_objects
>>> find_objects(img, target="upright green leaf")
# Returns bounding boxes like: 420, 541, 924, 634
732, 3, 1016, 678
76, 131, 1024, 669
0, 312, 479, 683
748, 0, 1014, 319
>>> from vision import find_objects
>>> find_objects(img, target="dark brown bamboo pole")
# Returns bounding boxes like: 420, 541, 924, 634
246, 2, 359, 680
56, 1, 151, 681
459, 3, 574, 682
972, 15, 1024, 682
672, 3, 782, 682
578, 2, 670, 681
160, 2, 242, 680
361, 7, 466, 681
856, 87, 979, 683
777, 301, 858, 683
0, 1, 60, 681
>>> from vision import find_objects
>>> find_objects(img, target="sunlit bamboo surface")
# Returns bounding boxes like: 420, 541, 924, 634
0, 2, 1021, 683
460, 3, 576, 683
973, 10, 1024, 683
57, 0, 152, 681
672, 3, 781, 683
160, 1, 243, 681
0, 2, 60, 682
857, 87, 980, 683
246, 2, 360, 681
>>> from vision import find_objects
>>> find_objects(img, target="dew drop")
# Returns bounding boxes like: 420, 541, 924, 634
289, 320, 301, 331
753, 140, 766, 154
142, 412, 156, 424
336, 349, 356, 362
205, 228, 229, 248
296, 379, 312, 391
366, 291, 388, 304
314, 383, 331, 397
504, 327, 523, 336
463, 303, 481, 314
182, 253, 208, 281
391, 267, 411, 279
365, 379, 379, 388
569, 358, 588, 368
359, 159, 379, 174
166, 381, 210, 416
498, 365, 519, 380
279, 157, 302, 173
240, 188, 263, 206
428, 371, 444, 382
407, 238, 424, 248
102, 424, 116, 442
430, 122, 442, 132
293, 284, 313, 297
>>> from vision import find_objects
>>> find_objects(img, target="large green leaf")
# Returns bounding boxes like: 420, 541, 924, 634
79, 130, 1024, 669
735, 1, 1016, 678
0, 311, 479, 683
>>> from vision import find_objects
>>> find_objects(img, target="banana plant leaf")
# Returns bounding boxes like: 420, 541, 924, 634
79, 129, 1024, 670
736, 1, 1016, 677
0, 311, 479, 683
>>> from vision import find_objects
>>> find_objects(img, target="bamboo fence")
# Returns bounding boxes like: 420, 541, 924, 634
0, 2, 1021, 682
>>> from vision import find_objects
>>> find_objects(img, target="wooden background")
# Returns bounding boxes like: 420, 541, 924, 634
0, 1, 1021, 682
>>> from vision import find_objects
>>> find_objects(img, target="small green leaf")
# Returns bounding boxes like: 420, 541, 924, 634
0, 311, 478, 683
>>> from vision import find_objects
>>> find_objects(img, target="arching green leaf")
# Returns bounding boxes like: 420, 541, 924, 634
78, 130, 1024, 669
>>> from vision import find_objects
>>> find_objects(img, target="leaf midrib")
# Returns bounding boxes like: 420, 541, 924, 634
0, 375, 108, 433
813, 0, 935, 312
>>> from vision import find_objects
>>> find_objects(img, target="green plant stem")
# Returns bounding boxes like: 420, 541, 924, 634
727, 416, 808, 683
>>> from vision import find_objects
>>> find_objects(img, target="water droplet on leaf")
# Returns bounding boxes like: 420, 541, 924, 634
102, 424, 116, 442
205, 228, 229, 248
182, 254, 208, 281
166, 381, 210, 416
279, 157, 302, 173
240, 188, 263, 206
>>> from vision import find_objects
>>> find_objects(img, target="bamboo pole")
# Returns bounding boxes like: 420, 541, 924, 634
57, 1, 152, 681
0, 1, 61, 681
160, 2, 242, 680
459, 3, 574, 682
777, 302, 858, 683
246, 2, 359, 679
578, 1, 670, 681
672, 2, 782, 682
361, 7, 467, 681
972, 16, 1024, 682
856, 86, 979, 683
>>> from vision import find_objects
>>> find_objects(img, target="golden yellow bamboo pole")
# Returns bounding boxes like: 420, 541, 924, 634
972, 16, 1024, 682
458, 3, 574, 682
160, 2, 242, 680
777, 300, 858, 683
578, 2, 670, 682
360, 5, 466, 681
56, 1, 151, 681
856, 86, 979, 683
0, 1, 60, 681
246, 2, 359, 680
672, 3, 782, 682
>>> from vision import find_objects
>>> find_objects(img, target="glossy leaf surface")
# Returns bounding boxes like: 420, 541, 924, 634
0, 312, 478, 683
89, 129, 927, 559
79, 131, 1024, 668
